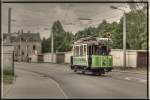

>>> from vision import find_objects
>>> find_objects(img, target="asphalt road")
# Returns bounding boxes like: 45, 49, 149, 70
3, 62, 148, 99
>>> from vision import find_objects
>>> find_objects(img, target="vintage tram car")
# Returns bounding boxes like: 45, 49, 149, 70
70, 36, 113, 75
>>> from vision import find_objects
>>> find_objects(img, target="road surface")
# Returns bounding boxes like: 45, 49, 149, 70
3, 62, 147, 99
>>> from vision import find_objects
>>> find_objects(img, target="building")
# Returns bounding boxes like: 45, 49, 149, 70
3, 30, 42, 62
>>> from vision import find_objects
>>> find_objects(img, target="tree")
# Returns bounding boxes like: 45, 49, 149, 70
41, 37, 51, 53
125, 7, 147, 50
51, 20, 74, 52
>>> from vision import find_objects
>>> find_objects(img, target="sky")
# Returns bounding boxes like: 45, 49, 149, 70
2, 2, 131, 39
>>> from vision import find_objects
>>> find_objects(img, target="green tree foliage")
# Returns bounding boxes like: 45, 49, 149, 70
125, 8, 147, 50
42, 20, 74, 53
74, 7, 147, 50
75, 20, 123, 49
42, 37, 51, 53
74, 26, 97, 40
42, 6, 147, 52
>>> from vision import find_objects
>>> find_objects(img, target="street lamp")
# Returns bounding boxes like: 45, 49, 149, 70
44, 28, 54, 63
110, 5, 126, 68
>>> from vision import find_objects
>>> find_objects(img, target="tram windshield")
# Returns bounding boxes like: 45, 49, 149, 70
87, 44, 109, 55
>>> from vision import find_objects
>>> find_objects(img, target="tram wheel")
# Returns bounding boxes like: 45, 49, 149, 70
95, 73, 101, 76
82, 67, 86, 74
74, 66, 77, 72
82, 70, 85, 74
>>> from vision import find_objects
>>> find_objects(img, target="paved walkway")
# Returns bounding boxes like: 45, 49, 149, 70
2, 68, 67, 99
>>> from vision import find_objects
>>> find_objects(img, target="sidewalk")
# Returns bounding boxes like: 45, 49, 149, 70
2, 68, 67, 99
112, 67, 147, 75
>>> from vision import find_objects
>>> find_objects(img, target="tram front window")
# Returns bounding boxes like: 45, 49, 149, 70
100, 46, 107, 55
88, 45, 108, 55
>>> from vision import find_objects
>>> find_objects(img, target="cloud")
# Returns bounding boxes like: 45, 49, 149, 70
2, 3, 130, 39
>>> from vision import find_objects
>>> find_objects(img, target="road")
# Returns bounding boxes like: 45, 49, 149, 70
3, 62, 147, 99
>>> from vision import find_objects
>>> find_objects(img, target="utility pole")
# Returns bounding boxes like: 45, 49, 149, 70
110, 6, 126, 68
123, 11, 126, 68
8, 8, 11, 33
51, 31, 54, 63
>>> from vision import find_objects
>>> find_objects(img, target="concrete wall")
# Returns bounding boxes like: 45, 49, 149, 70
43, 53, 56, 63
63, 49, 139, 67
110, 49, 137, 67
2, 45, 14, 71
65, 51, 73, 63
42, 50, 147, 68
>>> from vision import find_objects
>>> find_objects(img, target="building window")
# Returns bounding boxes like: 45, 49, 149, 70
33, 45, 36, 50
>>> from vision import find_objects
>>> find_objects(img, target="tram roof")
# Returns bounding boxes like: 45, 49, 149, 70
74, 36, 112, 45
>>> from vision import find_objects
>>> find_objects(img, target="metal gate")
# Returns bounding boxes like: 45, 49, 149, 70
37, 54, 43, 63
56, 53, 65, 64
137, 52, 148, 68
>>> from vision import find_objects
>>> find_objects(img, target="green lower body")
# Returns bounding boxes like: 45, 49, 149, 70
71, 55, 113, 74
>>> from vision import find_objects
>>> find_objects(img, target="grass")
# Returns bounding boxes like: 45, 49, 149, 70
3, 68, 13, 75
3, 68, 14, 84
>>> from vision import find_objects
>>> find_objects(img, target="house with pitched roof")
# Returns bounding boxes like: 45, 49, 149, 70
3, 30, 42, 62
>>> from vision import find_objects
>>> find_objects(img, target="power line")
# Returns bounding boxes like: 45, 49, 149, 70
86, 13, 123, 26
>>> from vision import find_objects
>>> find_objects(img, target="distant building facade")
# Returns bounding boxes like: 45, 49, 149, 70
3, 30, 42, 62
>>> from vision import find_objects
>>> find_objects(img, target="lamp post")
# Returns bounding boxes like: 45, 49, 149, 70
44, 28, 54, 63
110, 6, 126, 68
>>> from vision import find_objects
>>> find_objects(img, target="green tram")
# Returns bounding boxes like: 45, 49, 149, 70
70, 36, 113, 75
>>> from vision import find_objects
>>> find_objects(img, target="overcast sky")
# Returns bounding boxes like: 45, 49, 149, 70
2, 2, 132, 39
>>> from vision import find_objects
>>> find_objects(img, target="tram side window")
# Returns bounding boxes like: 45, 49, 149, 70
83, 45, 86, 56
87, 46, 92, 55
80, 45, 83, 56
75, 46, 80, 56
